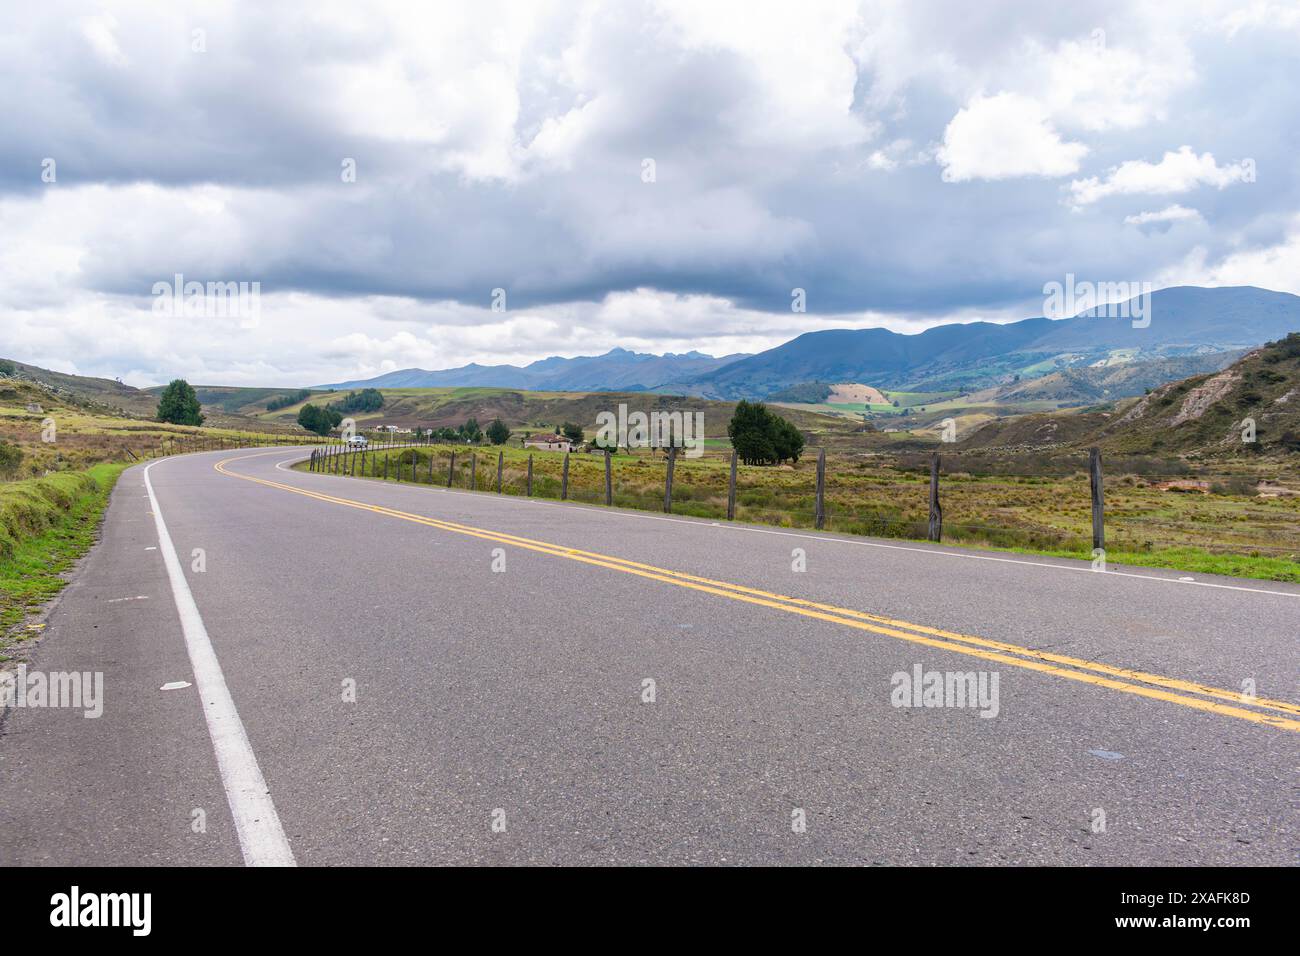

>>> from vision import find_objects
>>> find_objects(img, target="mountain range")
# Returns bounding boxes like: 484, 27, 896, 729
664, 286, 1300, 398
321, 287, 1300, 400
319, 348, 749, 392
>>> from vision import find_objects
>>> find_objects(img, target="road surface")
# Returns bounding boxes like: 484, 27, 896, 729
1, 447, 1296, 865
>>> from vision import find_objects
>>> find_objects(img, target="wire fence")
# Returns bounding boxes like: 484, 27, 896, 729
308, 440, 1300, 562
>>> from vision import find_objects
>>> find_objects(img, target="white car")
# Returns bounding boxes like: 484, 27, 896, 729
343, 434, 369, 448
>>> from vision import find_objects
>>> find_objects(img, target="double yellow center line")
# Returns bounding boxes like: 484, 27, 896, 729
215, 454, 1300, 733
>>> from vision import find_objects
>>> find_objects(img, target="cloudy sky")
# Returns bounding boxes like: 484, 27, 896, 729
3, 0, 1299, 387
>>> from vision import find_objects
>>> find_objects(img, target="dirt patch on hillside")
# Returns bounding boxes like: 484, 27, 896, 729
829, 383, 887, 404
1170, 369, 1241, 426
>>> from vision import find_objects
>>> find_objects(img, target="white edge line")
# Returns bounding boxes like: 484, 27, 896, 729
144, 458, 296, 867
269, 448, 1300, 600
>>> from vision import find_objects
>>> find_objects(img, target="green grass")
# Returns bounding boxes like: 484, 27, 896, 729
1004, 545, 1300, 583
0, 462, 128, 659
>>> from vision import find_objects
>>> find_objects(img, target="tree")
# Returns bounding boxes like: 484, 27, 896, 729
727, 400, 777, 465
727, 400, 803, 465
329, 388, 384, 414
156, 379, 204, 426
458, 417, 482, 443
561, 421, 584, 443
297, 403, 341, 436
0, 441, 23, 478
486, 418, 511, 445
266, 388, 312, 412
772, 417, 805, 464
0, 360, 15, 378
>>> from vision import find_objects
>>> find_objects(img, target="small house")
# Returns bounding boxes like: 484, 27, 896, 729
524, 433, 572, 452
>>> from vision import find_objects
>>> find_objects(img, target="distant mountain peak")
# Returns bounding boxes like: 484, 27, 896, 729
663, 286, 1300, 400
316, 347, 750, 391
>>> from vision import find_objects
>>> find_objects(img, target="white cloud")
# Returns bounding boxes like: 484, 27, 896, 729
1070, 146, 1254, 206
937, 92, 1088, 182
79, 13, 129, 68
1124, 204, 1203, 226
1159, 218, 1300, 297
1214, 1, 1300, 38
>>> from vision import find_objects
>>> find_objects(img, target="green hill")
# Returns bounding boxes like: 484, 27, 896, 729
1098, 334, 1300, 458
957, 333, 1300, 460
0, 358, 157, 418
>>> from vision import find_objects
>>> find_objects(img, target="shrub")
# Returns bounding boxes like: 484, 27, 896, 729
0, 441, 22, 479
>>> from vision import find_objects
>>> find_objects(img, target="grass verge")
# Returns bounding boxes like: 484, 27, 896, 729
0, 462, 129, 661
298, 446, 1300, 585
1005, 545, 1300, 583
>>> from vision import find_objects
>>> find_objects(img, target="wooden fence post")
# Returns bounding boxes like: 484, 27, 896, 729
1089, 447, 1104, 552
448, 450, 456, 487
383, 455, 389, 480
527, 454, 534, 496
604, 449, 612, 506
561, 453, 570, 500
664, 445, 677, 513
470, 453, 477, 491
727, 450, 737, 520
497, 451, 504, 493
815, 447, 826, 530
428, 451, 434, 482
927, 453, 942, 542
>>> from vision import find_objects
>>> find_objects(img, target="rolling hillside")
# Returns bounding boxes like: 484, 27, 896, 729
260, 385, 855, 444
0, 360, 304, 433
988, 350, 1245, 405
958, 333, 1300, 459
1098, 333, 1300, 458
0, 358, 158, 418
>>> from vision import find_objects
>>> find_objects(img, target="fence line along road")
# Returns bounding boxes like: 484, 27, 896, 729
305, 440, 1155, 560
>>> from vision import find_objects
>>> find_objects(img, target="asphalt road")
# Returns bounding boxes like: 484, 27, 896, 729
2, 446, 1296, 865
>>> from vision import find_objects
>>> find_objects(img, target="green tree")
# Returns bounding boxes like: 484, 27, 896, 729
156, 379, 204, 426
561, 421, 584, 443
459, 417, 483, 443
772, 417, 805, 464
0, 360, 15, 378
486, 418, 511, 445
0, 441, 23, 478
297, 403, 341, 436
727, 401, 804, 465
266, 388, 312, 412
328, 388, 385, 414
727, 400, 777, 465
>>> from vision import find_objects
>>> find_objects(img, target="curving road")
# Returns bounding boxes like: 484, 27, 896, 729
1, 446, 1297, 865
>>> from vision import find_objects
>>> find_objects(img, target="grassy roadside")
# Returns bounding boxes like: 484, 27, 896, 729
299, 445, 1300, 585
1002, 545, 1300, 583
0, 462, 129, 662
